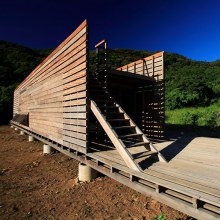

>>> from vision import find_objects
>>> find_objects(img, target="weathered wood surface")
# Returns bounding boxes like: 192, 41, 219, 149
11, 120, 220, 219
89, 136, 220, 207
90, 100, 141, 171
117, 51, 164, 80
151, 137, 220, 198
117, 53, 165, 139
13, 20, 88, 153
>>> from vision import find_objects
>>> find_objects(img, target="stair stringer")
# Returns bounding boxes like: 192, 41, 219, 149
117, 105, 167, 163
90, 100, 142, 172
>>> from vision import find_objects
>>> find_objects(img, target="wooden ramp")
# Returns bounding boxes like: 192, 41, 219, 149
90, 74, 167, 171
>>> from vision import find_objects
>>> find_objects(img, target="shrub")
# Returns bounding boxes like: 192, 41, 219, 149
152, 213, 166, 220
166, 105, 219, 127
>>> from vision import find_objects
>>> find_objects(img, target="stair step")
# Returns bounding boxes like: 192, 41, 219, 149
95, 100, 115, 104
108, 119, 130, 122
93, 95, 109, 99
106, 112, 124, 115
99, 105, 118, 109
127, 141, 149, 148
113, 126, 136, 130
120, 133, 142, 138
95, 99, 114, 102
91, 89, 107, 92
90, 88, 100, 90
133, 151, 157, 159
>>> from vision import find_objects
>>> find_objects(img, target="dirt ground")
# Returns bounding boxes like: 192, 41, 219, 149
0, 126, 193, 220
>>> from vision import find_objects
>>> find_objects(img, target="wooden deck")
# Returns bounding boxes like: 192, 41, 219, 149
10, 122, 220, 220
89, 136, 220, 218
11, 19, 220, 220
90, 136, 220, 194
153, 137, 220, 187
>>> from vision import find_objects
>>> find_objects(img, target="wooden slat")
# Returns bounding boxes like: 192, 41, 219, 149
63, 135, 87, 147
63, 124, 87, 133
63, 130, 87, 140
63, 91, 86, 101
15, 20, 87, 91
63, 105, 86, 112
63, 112, 86, 119
63, 118, 87, 126
90, 100, 141, 171
13, 20, 88, 149
63, 98, 86, 106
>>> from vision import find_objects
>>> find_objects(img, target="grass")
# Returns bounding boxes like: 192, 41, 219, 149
152, 213, 166, 220
166, 101, 220, 127
82, 203, 92, 217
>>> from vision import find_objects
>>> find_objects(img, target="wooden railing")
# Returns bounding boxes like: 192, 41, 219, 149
117, 51, 164, 81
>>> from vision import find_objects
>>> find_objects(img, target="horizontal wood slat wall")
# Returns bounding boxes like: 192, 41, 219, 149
140, 81, 165, 139
117, 51, 164, 81
13, 20, 88, 153
117, 52, 165, 139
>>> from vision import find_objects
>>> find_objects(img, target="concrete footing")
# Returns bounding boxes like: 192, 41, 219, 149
28, 135, 34, 142
78, 163, 98, 182
43, 144, 53, 154
10, 125, 13, 128
15, 128, 18, 131
20, 131, 25, 135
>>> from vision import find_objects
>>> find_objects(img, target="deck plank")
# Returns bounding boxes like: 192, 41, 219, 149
145, 136, 220, 198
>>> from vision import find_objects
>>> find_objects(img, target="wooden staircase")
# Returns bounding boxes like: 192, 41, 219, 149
90, 74, 167, 172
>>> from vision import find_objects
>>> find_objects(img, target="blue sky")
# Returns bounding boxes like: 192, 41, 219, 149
1, 0, 220, 61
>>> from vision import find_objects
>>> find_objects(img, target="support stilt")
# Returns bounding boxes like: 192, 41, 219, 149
78, 163, 98, 182
28, 135, 34, 142
43, 144, 52, 154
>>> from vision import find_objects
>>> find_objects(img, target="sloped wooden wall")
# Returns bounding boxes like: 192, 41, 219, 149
13, 20, 89, 153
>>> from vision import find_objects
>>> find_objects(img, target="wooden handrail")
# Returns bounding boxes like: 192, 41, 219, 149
95, 39, 106, 48
117, 51, 164, 70
90, 99, 141, 171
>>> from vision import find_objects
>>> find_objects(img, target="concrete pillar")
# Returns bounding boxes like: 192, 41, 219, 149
10, 125, 13, 128
20, 131, 25, 135
28, 135, 34, 142
14, 128, 18, 131
78, 163, 98, 182
43, 144, 53, 154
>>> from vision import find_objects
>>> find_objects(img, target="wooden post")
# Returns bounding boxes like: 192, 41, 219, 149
155, 184, 164, 193
192, 198, 201, 209
28, 135, 34, 142
43, 144, 53, 154
152, 56, 155, 77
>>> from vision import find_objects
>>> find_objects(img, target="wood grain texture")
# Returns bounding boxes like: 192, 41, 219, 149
116, 52, 165, 139
13, 20, 88, 152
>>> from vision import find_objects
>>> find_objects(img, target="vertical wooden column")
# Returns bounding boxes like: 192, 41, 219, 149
142, 87, 146, 134
86, 22, 90, 152
152, 56, 155, 77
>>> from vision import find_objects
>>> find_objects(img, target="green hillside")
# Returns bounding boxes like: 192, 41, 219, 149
0, 41, 219, 125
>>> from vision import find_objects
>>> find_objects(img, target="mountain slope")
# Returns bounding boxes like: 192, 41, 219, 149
0, 41, 219, 124
0, 41, 47, 123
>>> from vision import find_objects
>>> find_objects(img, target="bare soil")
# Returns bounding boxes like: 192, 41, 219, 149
0, 126, 192, 220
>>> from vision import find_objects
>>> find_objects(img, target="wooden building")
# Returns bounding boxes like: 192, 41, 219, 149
11, 20, 220, 219
12, 19, 166, 171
